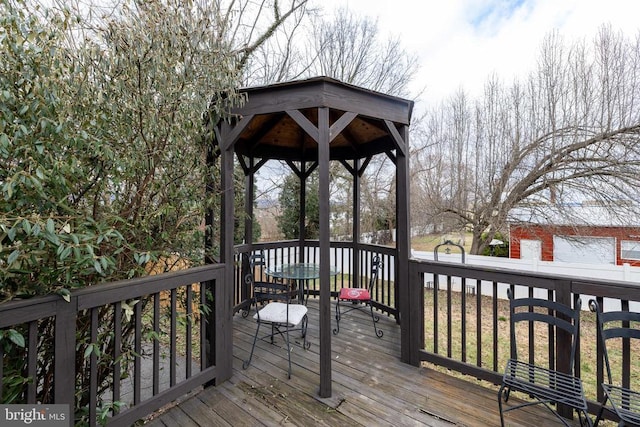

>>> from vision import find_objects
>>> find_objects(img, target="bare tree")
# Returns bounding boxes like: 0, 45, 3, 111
304, 7, 419, 97
266, 6, 419, 239
413, 26, 640, 254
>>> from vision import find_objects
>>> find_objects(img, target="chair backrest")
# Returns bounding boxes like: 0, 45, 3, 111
245, 251, 266, 285
507, 288, 581, 373
247, 251, 290, 303
249, 251, 266, 269
589, 299, 640, 385
368, 256, 383, 292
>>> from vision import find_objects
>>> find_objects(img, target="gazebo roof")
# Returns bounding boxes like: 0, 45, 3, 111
230, 76, 414, 161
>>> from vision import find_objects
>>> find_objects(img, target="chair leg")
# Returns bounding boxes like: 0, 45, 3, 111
300, 315, 310, 349
580, 409, 594, 427
592, 396, 609, 427
333, 300, 341, 335
243, 320, 262, 370
369, 303, 383, 338
284, 325, 292, 379
497, 383, 509, 427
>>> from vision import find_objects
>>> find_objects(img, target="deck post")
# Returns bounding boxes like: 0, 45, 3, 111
395, 125, 414, 365
318, 107, 332, 397
54, 297, 77, 405
555, 279, 574, 420
216, 123, 234, 383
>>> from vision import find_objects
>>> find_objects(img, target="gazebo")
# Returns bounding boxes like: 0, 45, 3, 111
210, 76, 414, 397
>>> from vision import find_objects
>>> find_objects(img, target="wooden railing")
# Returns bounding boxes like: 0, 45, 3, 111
0, 264, 225, 426
6, 244, 637, 424
406, 258, 640, 420
233, 241, 398, 320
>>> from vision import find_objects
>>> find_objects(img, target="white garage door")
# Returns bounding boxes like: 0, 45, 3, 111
520, 239, 542, 260
553, 236, 615, 264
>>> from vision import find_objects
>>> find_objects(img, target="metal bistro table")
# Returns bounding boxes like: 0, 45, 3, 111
265, 263, 340, 304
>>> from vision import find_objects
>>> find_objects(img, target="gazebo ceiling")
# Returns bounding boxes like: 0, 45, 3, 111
229, 76, 414, 162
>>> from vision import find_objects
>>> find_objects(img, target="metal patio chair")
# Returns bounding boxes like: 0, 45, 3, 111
242, 254, 309, 379
589, 299, 640, 426
498, 289, 592, 427
333, 255, 383, 338
242, 251, 288, 318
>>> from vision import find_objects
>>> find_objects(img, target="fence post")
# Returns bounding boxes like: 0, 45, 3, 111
555, 279, 573, 420
54, 297, 77, 407
402, 260, 422, 366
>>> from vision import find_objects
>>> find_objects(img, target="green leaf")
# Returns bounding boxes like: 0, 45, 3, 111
56, 288, 71, 303
83, 345, 93, 359
46, 218, 55, 234
7, 249, 20, 265
22, 218, 31, 235
8, 329, 25, 348
59, 246, 72, 260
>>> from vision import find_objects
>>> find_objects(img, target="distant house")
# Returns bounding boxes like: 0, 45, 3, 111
508, 205, 640, 266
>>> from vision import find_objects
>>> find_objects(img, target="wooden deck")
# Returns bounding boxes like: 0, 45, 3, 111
144, 299, 582, 426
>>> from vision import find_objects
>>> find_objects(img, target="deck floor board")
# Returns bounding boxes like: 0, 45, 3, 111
145, 299, 583, 426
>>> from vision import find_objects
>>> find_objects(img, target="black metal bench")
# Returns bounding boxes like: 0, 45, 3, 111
589, 299, 640, 426
498, 290, 592, 427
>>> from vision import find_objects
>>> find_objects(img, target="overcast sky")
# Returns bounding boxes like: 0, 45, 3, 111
316, 0, 640, 107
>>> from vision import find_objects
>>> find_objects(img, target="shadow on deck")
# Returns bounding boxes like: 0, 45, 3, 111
145, 299, 581, 426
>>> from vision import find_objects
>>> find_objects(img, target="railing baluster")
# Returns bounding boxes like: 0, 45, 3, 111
153, 292, 160, 396
433, 273, 439, 354
170, 288, 177, 387
492, 281, 498, 372
27, 320, 37, 403
113, 301, 121, 412
89, 308, 98, 427
529, 286, 535, 366
134, 300, 141, 406
200, 282, 207, 372
186, 285, 193, 379
461, 276, 467, 363
0, 337, 3, 401
622, 299, 630, 390
476, 279, 482, 368
447, 275, 452, 359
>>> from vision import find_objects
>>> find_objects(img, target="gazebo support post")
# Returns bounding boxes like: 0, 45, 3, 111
352, 160, 361, 286
299, 162, 307, 262
217, 125, 235, 382
395, 124, 418, 366
318, 107, 332, 397
204, 138, 218, 372
242, 159, 255, 304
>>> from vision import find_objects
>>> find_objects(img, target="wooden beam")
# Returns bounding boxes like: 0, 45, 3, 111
338, 159, 356, 176
318, 107, 332, 398
221, 114, 255, 152
384, 120, 407, 157
217, 136, 235, 382
396, 125, 413, 365
286, 109, 319, 142
329, 111, 358, 142
353, 159, 361, 288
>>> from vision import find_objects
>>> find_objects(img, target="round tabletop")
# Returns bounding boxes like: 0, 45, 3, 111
266, 263, 340, 280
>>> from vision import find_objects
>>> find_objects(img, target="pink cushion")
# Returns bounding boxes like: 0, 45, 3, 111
338, 288, 370, 301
